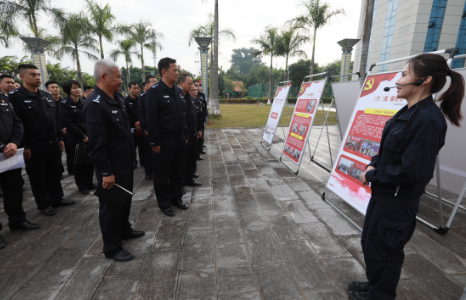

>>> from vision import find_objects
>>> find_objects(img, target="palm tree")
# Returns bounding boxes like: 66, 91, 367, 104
128, 21, 164, 79
110, 39, 137, 87
188, 12, 235, 115
0, 21, 18, 48
251, 26, 279, 103
276, 27, 309, 81
85, 0, 123, 59
0, 0, 65, 38
291, 0, 345, 74
148, 29, 164, 70
55, 13, 99, 88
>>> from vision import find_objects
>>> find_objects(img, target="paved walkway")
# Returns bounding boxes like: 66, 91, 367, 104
0, 127, 465, 300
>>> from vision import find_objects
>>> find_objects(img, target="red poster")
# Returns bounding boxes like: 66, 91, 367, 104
334, 155, 371, 193
283, 114, 312, 163
360, 73, 397, 98
295, 98, 317, 114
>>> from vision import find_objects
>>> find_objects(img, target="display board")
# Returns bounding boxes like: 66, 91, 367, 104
331, 80, 362, 137
430, 68, 466, 196
326, 72, 407, 214
282, 79, 327, 165
262, 84, 291, 145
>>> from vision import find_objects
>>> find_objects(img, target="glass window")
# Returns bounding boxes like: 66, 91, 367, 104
453, 2, 466, 68
366, 0, 378, 72
378, 0, 400, 70
424, 0, 448, 52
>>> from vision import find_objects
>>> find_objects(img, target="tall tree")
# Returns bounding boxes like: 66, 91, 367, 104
291, 0, 345, 74
251, 26, 279, 103
276, 27, 309, 81
128, 21, 163, 79
55, 12, 99, 89
189, 11, 235, 115
110, 39, 137, 88
0, 0, 65, 38
0, 21, 18, 48
212, 0, 220, 114
148, 29, 164, 69
85, 0, 121, 59
229, 48, 262, 75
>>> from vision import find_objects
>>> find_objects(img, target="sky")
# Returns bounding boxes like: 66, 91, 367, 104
2, 0, 361, 79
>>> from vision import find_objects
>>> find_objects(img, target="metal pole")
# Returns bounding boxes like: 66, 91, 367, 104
435, 156, 444, 228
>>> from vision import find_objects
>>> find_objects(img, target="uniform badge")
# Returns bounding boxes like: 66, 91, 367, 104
61, 99, 66, 104
93, 95, 101, 103
180, 94, 184, 99
71, 106, 76, 108
111, 110, 118, 114
0, 103, 7, 106
46, 99, 52, 102
163, 95, 169, 98
24, 100, 31, 103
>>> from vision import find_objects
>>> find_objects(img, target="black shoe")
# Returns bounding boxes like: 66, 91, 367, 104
145, 175, 152, 181
41, 207, 56, 216
60, 174, 64, 180
161, 208, 175, 217
0, 235, 5, 249
80, 189, 90, 195
193, 173, 199, 178
200, 151, 206, 154
105, 249, 134, 262
348, 291, 369, 300
9, 220, 41, 231
53, 199, 76, 207
172, 199, 188, 210
121, 230, 145, 240
133, 163, 138, 169
349, 281, 369, 293
0, 191, 3, 197
182, 187, 186, 194
203, 145, 206, 148
68, 170, 74, 176
197, 157, 204, 161
186, 181, 202, 187
89, 183, 99, 190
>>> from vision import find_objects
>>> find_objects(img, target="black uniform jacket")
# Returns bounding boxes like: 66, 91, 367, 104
138, 93, 147, 131
198, 91, 208, 122
52, 95, 66, 130
59, 96, 87, 142
124, 95, 140, 128
195, 96, 204, 129
185, 92, 197, 136
146, 80, 188, 147
83, 86, 135, 177
9, 85, 63, 149
365, 96, 447, 205
0, 92, 23, 152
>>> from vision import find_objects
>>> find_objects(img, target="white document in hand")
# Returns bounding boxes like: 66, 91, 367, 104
0, 148, 25, 173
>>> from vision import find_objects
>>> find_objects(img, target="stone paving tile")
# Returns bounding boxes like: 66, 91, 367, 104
216, 243, 249, 264
154, 219, 186, 250
216, 227, 245, 245
10, 286, 59, 300
217, 262, 258, 296
177, 268, 216, 300
266, 213, 306, 241
218, 293, 261, 300
396, 279, 439, 300
186, 204, 213, 231
0, 261, 44, 299
237, 202, 268, 227
229, 175, 249, 187
185, 229, 215, 246
313, 208, 361, 237
105, 252, 148, 278
132, 208, 163, 234
232, 186, 255, 203
181, 242, 215, 269
254, 192, 285, 212
135, 250, 181, 300
301, 287, 347, 300
299, 223, 353, 259
253, 262, 303, 300
324, 257, 367, 294
284, 200, 320, 223
243, 226, 284, 265
93, 276, 139, 300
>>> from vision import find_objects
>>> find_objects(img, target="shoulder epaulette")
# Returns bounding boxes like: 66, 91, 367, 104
150, 84, 159, 89
8, 89, 17, 95
61, 99, 67, 104
93, 95, 101, 104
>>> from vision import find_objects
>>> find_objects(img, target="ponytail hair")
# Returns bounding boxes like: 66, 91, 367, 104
408, 54, 464, 127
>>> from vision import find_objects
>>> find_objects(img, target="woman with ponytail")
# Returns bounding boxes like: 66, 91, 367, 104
348, 54, 464, 300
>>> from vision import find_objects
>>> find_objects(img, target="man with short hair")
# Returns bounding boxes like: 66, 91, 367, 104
124, 82, 144, 169
146, 58, 188, 217
45, 80, 69, 176
83, 86, 94, 100
139, 76, 157, 180
0, 74, 40, 249
84, 59, 145, 262
9, 65, 75, 216
193, 81, 208, 153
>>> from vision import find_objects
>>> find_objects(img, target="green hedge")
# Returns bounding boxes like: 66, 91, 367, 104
218, 97, 333, 105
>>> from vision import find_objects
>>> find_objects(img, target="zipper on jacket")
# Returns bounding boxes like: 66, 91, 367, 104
395, 186, 400, 197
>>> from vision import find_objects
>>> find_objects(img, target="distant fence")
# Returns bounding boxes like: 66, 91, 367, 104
247, 81, 333, 99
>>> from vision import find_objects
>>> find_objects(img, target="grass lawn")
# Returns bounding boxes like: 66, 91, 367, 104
207, 104, 337, 129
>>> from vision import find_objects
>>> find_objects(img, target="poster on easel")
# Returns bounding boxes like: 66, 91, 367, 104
281, 79, 326, 165
262, 83, 292, 145
326, 72, 407, 214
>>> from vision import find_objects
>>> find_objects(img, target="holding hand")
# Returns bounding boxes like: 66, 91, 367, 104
103, 175, 115, 189
197, 131, 202, 139
152, 146, 161, 154
83, 136, 89, 143
3, 143, 18, 159
362, 166, 375, 186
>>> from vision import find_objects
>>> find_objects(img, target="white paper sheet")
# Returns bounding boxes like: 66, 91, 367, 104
0, 148, 25, 173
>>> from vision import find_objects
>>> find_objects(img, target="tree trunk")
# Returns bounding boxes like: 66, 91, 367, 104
32, 13, 39, 37
210, 0, 221, 115
76, 48, 83, 90
310, 28, 317, 75
285, 55, 289, 81
99, 35, 104, 59
126, 60, 131, 87
141, 43, 145, 79
268, 54, 273, 103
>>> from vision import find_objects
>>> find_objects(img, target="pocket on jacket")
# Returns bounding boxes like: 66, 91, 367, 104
377, 217, 407, 250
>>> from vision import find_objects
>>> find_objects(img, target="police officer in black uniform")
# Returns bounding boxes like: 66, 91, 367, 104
60, 80, 97, 194
146, 58, 189, 217
124, 82, 144, 169
194, 81, 208, 155
179, 75, 202, 188
191, 84, 205, 179
9, 65, 75, 216
0, 74, 41, 249
84, 59, 145, 262
139, 75, 158, 180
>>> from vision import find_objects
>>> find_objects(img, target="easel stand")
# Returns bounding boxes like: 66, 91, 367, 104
322, 48, 460, 235
280, 72, 328, 175
261, 81, 292, 151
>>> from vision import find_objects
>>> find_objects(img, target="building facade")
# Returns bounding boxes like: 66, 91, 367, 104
353, 0, 466, 76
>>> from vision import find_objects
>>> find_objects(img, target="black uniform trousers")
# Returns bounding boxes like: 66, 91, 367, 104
64, 135, 74, 174
183, 134, 198, 185
153, 136, 186, 209
67, 136, 95, 191
25, 143, 64, 210
0, 168, 26, 228
361, 197, 419, 300
143, 135, 153, 177
96, 168, 133, 256
198, 125, 205, 154
133, 135, 145, 166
